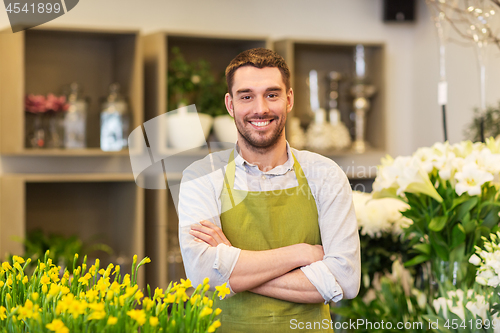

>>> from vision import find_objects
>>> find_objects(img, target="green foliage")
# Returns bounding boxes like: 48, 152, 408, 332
14, 229, 113, 271
358, 232, 411, 297
401, 173, 500, 289
334, 274, 427, 332
464, 102, 500, 142
167, 47, 228, 117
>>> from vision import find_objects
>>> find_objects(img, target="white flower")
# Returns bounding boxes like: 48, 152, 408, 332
466, 294, 489, 322
352, 191, 409, 238
455, 163, 494, 196
469, 254, 482, 266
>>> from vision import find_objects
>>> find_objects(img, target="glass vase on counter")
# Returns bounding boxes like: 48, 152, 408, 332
100, 83, 130, 151
63, 82, 88, 149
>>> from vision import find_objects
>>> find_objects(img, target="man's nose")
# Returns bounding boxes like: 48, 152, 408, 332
255, 95, 270, 114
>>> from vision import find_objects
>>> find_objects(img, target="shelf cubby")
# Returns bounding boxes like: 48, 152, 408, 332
0, 174, 145, 286
0, 27, 143, 155
274, 39, 386, 155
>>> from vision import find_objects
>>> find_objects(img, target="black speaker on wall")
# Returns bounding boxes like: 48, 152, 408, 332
383, 0, 416, 22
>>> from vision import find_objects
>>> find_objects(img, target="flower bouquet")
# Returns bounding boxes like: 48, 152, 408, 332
372, 138, 500, 289
25, 94, 68, 148
0, 252, 225, 332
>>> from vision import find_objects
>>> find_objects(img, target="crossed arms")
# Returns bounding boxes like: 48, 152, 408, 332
190, 220, 325, 303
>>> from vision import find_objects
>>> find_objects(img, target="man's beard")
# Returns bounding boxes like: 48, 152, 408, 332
234, 112, 286, 153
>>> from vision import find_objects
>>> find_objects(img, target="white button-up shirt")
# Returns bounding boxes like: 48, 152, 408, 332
178, 143, 360, 303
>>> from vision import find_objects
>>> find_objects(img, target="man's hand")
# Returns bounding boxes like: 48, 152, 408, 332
190, 220, 232, 247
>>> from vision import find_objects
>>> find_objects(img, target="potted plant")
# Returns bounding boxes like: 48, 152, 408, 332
167, 48, 237, 149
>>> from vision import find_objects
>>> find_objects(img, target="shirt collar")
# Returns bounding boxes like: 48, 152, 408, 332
233, 141, 294, 175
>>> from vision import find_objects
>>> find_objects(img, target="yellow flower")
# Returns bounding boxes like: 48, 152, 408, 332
127, 309, 146, 326
208, 320, 221, 333
190, 294, 200, 306
88, 310, 106, 320
150, 316, 159, 327
88, 302, 104, 311
215, 308, 222, 316
0, 281, 4, 288
2, 262, 12, 271
203, 284, 210, 292
165, 293, 176, 304
143, 297, 155, 311
85, 289, 99, 302
153, 287, 164, 300
40, 274, 51, 285
124, 285, 138, 298
113, 265, 120, 276
175, 288, 189, 302
135, 290, 144, 304
199, 307, 213, 317
39, 262, 46, 271
106, 316, 118, 326
203, 277, 210, 285
109, 281, 121, 294
0, 306, 6, 320
13, 255, 25, 264
107, 316, 118, 325
68, 299, 87, 319
22, 276, 28, 284
14, 262, 23, 271
46, 319, 69, 333
61, 286, 70, 295
48, 284, 61, 297
122, 274, 131, 287
78, 273, 92, 286
216, 283, 230, 300
50, 272, 60, 283
180, 278, 192, 289
42, 284, 48, 294
6, 278, 13, 287
32, 292, 39, 302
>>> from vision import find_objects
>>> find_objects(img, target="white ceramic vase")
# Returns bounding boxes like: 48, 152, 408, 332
167, 112, 213, 150
213, 115, 238, 144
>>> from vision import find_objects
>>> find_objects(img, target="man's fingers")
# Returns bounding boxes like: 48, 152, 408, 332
191, 224, 225, 244
189, 229, 217, 247
199, 220, 232, 246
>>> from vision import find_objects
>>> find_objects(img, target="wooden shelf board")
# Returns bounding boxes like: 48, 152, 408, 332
2, 148, 131, 156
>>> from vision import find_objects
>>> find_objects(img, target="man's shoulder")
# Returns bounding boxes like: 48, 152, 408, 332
182, 148, 232, 180
291, 148, 343, 174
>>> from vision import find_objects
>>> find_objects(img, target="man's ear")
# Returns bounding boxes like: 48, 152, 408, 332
287, 88, 294, 113
225, 93, 234, 117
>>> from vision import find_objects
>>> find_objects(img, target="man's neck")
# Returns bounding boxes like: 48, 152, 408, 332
237, 139, 288, 172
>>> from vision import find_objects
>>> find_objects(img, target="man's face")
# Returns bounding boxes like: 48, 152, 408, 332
225, 66, 293, 150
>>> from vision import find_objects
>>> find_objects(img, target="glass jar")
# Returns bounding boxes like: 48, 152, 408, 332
64, 82, 88, 149
100, 83, 130, 151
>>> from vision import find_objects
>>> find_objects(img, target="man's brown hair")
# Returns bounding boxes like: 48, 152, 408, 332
225, 48, 291, 96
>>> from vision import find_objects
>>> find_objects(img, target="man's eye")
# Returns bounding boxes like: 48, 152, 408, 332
241, 96, 251, 100
268, 94, 278, 98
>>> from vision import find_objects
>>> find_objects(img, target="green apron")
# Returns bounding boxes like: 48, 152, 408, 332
216, 150, 332, 333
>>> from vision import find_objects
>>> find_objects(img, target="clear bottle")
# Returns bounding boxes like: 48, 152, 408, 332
100, 83, 130, 151
64, 82, 88, 149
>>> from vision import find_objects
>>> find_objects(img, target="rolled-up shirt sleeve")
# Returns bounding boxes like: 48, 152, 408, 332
299, 155, 361, 302
178, 159, 241, 296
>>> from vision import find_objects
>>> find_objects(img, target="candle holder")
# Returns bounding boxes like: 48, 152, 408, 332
351, 45, 376, 154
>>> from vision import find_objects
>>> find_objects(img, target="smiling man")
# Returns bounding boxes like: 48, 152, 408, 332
178, 48, 360, 332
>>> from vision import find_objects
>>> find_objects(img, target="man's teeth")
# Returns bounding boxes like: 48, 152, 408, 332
251, 120, 271, 127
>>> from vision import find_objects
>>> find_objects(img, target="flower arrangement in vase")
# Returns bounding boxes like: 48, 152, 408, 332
372, 138, 500, 290
25, 94, 68, 149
